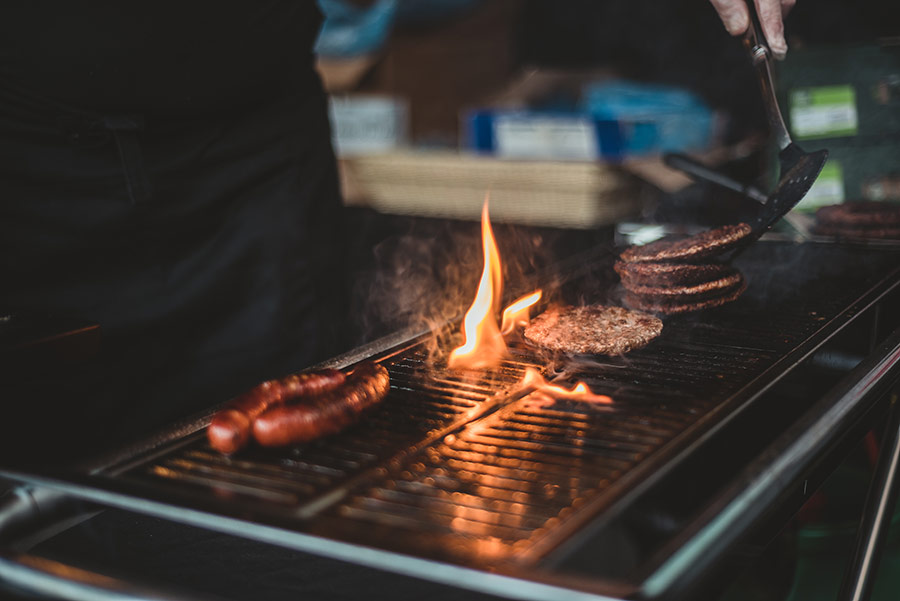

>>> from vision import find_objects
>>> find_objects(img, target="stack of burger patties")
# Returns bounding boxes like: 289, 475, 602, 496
814, 201, 900, 240
615, 223, 752, 315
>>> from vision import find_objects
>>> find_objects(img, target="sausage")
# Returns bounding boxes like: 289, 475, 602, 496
252, 362, 390, 448
207, 368, 346, 454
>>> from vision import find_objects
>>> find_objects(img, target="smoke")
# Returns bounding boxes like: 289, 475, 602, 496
348, 218, 568, 362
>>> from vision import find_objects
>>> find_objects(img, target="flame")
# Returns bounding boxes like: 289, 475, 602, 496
448, 200, 507, 370
520, 367, 613, 407
500, 290, 542, 335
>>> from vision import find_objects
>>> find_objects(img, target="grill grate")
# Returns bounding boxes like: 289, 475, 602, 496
126, 351, 545, 509
102, 242, 900, 572
321, 328, 784, 564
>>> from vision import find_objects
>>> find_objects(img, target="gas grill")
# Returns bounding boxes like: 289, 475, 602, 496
1, 239, 900, 601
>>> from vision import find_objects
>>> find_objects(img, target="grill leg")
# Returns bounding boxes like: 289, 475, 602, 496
838, 392, 900, 601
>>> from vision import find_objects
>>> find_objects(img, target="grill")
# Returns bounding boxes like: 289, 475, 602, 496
2, 239, 900, 601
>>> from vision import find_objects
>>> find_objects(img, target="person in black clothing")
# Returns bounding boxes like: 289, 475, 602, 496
0, 2, 347, 449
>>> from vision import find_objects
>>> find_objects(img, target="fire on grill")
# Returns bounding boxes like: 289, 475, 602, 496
445, 198, 666, 408
207, 196, 665, 455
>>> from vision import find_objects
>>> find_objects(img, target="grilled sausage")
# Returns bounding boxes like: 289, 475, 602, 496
252, 362, 390, 447
207, 368, 346, 454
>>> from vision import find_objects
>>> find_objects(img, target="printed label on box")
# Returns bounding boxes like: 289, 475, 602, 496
796, 160, 844, 211
494, 115, 597, 160
329, 96, 408, 156
789, 85, 858, 139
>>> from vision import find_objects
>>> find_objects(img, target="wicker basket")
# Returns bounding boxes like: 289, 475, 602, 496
339, 151, 643, 229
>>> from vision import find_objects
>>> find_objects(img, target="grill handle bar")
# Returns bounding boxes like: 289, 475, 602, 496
0, 486, 223, 601
0, 551, 224, 601
641, 326, 900, 600
0, 486, 75, 544
838, 393, 900, 601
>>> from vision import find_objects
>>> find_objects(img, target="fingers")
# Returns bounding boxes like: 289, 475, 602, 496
710, 0, 793, 60
709, 0, 749, 36
755, 0, 789, 59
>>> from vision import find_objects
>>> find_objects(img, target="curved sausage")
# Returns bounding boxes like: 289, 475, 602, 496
207, 368, 346, 454
252, 362, 390, 447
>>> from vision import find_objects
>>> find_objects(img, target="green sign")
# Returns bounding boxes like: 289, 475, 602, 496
789, 85, 858, 139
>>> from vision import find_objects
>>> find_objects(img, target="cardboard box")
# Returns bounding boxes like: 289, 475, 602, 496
340, 151, 645, 229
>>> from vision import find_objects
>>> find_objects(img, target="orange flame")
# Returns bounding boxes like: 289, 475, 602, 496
520, 367, 613, 407
448, 200, 507, 370
500, 290, 542, 335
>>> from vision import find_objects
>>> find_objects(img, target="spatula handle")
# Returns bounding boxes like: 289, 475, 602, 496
664, 153, 768, 204
742, 1, 792, 151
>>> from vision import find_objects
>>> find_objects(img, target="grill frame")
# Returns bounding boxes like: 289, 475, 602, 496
2, 240, 900, 601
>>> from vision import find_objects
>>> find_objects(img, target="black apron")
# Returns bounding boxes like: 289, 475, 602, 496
0, 2, 347, 454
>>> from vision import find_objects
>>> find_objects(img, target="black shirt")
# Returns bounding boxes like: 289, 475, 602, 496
0, 1, 323, 115
0, 1, 345, 452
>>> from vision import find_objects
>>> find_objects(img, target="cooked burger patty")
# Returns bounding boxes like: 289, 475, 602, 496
815, 201, 900, 227
621, 270, 743, 299
625, 278, 748, 315
524, 304, 663, 355
619, 223, 752, 264
813, 223, 900, 240
614, 260, 732, 287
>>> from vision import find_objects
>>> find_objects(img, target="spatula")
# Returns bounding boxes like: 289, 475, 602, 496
739, 0, 828, 243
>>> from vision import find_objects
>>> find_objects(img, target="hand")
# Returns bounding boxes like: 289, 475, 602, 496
709, 0, 794, 59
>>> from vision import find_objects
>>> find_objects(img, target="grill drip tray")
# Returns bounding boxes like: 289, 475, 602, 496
6, 241, 900, 601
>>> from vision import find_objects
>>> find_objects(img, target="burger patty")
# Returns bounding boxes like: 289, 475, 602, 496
621, 270, 744, 300
616, 259, 736, 288
524, 304, 663, 355
813, 223, 900, 240
619, 223, 752, 264
815, 201, 900, 227
625, 278, 748, 316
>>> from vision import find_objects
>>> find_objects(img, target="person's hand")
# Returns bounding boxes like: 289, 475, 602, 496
709, 0, 794, 59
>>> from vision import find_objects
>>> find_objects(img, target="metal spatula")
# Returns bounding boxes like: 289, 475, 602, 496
663, 152, 814, 238
740, 0, 828, 243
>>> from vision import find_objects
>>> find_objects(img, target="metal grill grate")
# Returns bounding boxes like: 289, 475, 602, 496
319, 317, 798, 564
100, 242, 900, 573
125, 351, 545, 509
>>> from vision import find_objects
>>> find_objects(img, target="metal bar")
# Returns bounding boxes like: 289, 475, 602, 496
0, 469, 631, 601
0, 486, 218, 601
0, 486, 73, 545
640, 326, 900, 599
0, 552, 222, 601
838, 392, 900, 601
